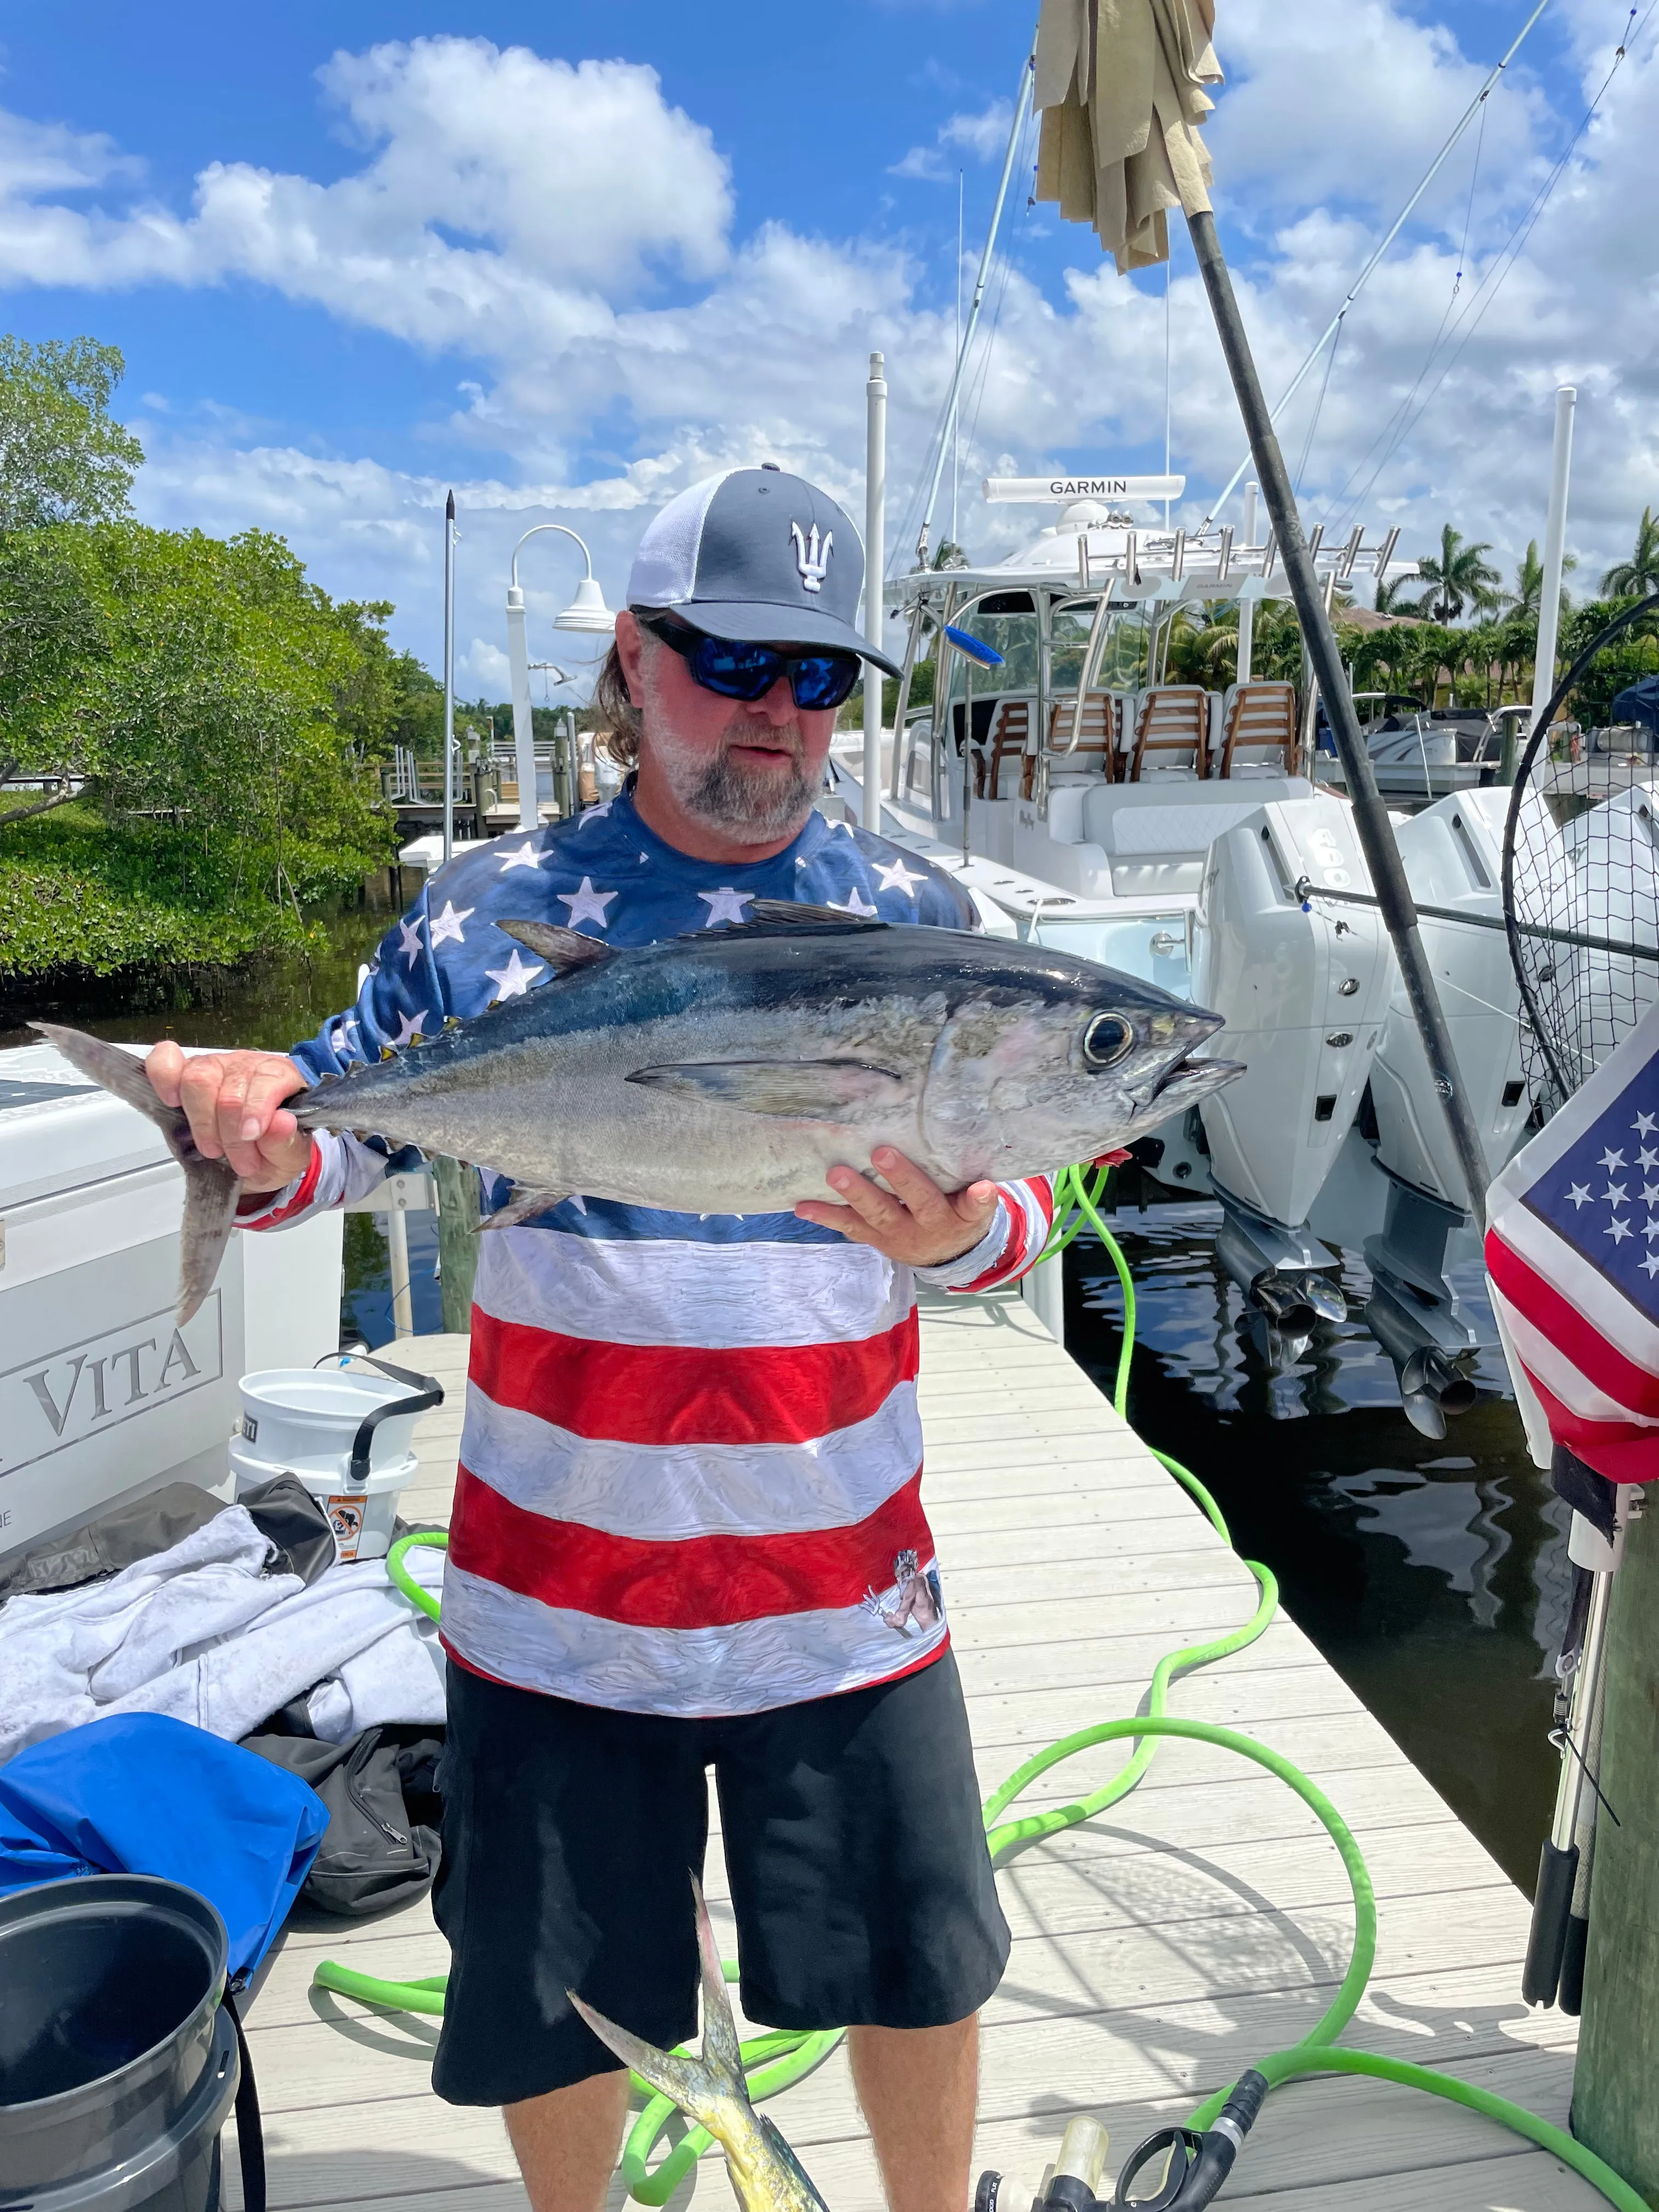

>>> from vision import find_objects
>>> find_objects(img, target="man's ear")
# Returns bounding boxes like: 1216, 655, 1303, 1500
614, 608, 646, 707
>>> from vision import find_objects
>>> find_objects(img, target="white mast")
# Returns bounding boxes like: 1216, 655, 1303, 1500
1530, 385, 1577, 736
863, 351, 888, 833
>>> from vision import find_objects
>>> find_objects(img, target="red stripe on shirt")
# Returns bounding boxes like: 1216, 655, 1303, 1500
239, 1143, 323, 1227
1485, 1229, 1659, 1420
469, 1305, 919, 1446
448, 1461, 934, 1627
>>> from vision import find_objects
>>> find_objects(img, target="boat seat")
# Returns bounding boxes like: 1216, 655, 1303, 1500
1216, 681, 1299, 778
1045, 693, 1119, 783
1128, 686, 1211, 781
977, 698, 1034, 800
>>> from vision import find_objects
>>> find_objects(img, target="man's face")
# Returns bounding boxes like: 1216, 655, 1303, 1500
618, 611, 840, 843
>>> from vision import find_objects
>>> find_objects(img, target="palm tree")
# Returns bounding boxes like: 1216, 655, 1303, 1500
1600, 507, 1659, 599
1374, 572, 1420, 616
1507, 537, 1577, 617
1414, 523, 1503, 623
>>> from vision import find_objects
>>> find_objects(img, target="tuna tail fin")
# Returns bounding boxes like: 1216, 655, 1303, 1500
566, 1875, 749, 2134
31, 1023, 241, 1325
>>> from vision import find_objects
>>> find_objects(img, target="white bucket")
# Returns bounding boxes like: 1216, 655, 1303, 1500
232, 1363, 437, 1563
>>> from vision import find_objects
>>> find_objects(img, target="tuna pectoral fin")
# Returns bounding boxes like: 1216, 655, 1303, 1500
498, 919, 615, 973
31, 1022, 240, 1323
480, 1186, 569, 1230
627, 1059, 906, 1119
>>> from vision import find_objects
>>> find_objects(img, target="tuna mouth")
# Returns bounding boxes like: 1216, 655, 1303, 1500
1148, 1047, 1246, 1107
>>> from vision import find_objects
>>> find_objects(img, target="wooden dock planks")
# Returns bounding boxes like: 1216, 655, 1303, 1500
228, 1293, 1597, 2212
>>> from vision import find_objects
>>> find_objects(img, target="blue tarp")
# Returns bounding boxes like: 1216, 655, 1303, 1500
0, 1713, 327, 1977
1610, 675, 1659, 732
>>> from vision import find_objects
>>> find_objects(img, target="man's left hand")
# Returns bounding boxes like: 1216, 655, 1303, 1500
795, 1147, 1000, 1268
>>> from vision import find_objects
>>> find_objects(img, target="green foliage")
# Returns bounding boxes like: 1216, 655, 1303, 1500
1600, 507, 1659, 601
0, 522, 411, 979
1414, 523, 1503, 624
0, 336, 145, 528
1555, 594, 1659, 726
1508, 536, 1576, 619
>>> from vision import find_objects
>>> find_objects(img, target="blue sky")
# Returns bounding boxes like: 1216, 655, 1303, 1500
1, 0, 1652, 682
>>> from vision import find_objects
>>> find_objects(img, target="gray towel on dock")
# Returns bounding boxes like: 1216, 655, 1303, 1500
0, 1506, 447, 1764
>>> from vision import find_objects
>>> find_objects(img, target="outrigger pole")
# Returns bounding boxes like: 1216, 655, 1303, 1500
912, 26, 1038, 572
1186, 212, 1492, 1227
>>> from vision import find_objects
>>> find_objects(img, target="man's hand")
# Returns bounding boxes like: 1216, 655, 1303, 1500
795, 1147, 1000, 1268
145, 1042, 313, 1194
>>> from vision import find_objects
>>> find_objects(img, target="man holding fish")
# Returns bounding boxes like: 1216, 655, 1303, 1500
50, 469, 1235, 2212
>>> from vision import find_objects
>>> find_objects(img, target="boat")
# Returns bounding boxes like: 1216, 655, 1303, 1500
825, 496, 1610, 1429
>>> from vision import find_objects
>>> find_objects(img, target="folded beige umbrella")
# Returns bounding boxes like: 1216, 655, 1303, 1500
1035, 0, 1221, 272
1029, 0, 1493, 1227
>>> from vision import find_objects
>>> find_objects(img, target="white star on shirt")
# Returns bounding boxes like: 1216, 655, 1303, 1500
389, 1007, 429, 1047
498, 840, 544, 873
1644, 1184, 1659, 1206
1644, 1216, 1659, 1240
484, 947, 545, 1000
698, 887, 754, 927
1599, 1148, 1626, 1171
828, 888, 880, 918
1607, 1216, 1633, 1243
1567, 1184, 1592, 1209
396, 917, 424, 970
428, 899, 474, 947
580, 800, 612, 825
1636, 1112, 1657, 1135
874, 856, 927, 896
1644, 1253, 1659, 1277
329, 1016, 361, 1063
1643, 1148, 1659, 1171
558, 876, 618, 929
1606, 1183, 1628, 1206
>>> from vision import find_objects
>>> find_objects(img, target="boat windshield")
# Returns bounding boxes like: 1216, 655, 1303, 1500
1049, 600, 1150, 693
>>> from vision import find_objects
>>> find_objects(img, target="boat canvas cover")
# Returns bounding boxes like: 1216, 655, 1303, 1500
1486, 997, 1659, 1482
1610, 675, 1659, 733
0, 1711, 326, 1978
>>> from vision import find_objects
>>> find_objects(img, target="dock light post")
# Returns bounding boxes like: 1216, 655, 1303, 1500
863, 351, 888, 832
442, 492, 456, 868
506, 524, 615, 832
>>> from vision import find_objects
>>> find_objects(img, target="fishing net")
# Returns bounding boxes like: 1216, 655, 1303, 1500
1503, 595, 1659, 1121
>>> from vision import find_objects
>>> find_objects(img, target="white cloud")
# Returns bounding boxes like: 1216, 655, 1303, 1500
892, 96, 1013, 179
8, 3, 1659, 672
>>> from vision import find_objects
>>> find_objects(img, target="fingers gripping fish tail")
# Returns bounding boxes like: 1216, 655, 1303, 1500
32, 1023, 241, 1325
566, 1876, 747, 2130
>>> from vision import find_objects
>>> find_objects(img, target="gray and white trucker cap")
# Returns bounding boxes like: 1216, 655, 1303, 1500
625, 465, 902, 676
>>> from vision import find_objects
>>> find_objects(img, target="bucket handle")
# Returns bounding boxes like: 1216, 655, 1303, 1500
317, 1350, 445, 1485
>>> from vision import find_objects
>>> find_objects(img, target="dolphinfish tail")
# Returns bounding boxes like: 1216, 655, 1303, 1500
32, 1023, 241, 1324
567, 1875, 747, 2135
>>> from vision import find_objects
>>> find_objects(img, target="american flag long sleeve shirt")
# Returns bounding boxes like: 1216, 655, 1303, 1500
242, 788, 1054, 1716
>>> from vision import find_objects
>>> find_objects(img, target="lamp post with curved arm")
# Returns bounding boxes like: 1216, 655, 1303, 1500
505, 523, 615, 831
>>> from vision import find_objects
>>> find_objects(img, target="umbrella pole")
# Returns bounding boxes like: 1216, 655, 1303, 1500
1184, 208, 1491, 1230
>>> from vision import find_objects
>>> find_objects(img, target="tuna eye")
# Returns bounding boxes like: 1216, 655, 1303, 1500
1084, 1014, 1134, 1067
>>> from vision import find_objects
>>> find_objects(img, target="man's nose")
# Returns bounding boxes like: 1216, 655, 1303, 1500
752, 675, 797, 726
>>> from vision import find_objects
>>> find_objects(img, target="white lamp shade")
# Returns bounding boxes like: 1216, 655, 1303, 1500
554, 575, 616, 633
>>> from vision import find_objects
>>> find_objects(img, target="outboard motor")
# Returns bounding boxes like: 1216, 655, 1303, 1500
1212, 1193, 1347, 1373
1362, 1176, 1483, 1436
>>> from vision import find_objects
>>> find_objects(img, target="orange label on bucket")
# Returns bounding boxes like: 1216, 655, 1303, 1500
326, 1494, 368, 1561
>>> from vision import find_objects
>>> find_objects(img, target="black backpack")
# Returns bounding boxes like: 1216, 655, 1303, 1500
241, 1724, 443, 1916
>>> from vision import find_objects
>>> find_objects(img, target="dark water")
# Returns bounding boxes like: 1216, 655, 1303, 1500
1063, 1201, 1566, 1894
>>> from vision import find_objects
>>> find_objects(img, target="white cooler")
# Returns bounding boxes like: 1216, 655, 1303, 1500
0, 1038, 346, 1565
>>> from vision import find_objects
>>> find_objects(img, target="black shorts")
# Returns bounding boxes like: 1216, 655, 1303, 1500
431, 1651, 1010, 2106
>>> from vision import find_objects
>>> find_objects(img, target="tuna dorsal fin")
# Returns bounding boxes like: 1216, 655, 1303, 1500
497, 919, 615, 972
684, 898, 888, 940
626, 1058, 906, 1118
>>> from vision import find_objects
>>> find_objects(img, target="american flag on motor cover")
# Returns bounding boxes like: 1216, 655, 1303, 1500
1486, 997, 1659, 1485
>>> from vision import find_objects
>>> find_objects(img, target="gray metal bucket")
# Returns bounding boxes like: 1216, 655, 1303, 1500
0, 1876, 240, 2212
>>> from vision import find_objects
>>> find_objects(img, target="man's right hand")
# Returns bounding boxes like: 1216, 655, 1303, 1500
145, 1042, 314, 1193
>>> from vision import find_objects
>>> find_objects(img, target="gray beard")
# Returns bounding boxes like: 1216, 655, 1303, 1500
651, 721, 817, 839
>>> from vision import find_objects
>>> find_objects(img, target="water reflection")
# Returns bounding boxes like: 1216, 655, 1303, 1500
1064, 1203, 1568, 1891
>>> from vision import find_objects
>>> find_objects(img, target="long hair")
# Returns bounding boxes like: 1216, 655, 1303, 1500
591, 637, 642, 769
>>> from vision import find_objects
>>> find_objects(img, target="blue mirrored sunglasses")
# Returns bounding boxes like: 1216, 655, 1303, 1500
637, 612, 863, 712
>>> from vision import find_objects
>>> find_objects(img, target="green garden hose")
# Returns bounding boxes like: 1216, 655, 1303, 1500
319, 1169, 1645, 2212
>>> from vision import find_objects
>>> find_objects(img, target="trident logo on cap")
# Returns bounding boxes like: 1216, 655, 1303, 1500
789, 520, 833, 593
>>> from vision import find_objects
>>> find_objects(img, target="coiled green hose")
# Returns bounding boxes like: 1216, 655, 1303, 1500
318, 1165, 1644, 2212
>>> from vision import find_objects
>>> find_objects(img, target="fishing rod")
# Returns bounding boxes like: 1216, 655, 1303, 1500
1198, 0, 1553, 533
910, 26, 1038, 573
